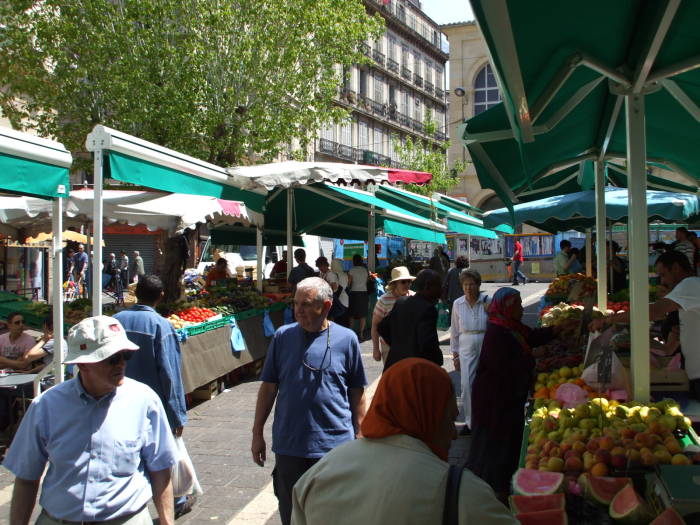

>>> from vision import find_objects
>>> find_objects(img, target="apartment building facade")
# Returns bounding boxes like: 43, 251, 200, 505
315, 0, 449, 168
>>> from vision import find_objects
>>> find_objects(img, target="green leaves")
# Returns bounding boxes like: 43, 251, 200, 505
0, 0, 383, 168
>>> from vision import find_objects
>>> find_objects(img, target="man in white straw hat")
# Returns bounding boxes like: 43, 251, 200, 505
5, 316, 178, 525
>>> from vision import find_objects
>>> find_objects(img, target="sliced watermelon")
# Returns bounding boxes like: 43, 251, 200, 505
577, 473, 631, 506
609, 483, 653, 524
512, 468, 565, 496
650, 507, 686, 525
509, 493, 566, 514
515, 508, 568, 525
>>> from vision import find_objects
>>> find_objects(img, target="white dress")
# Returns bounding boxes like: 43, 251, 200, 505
449, 293, 489, 426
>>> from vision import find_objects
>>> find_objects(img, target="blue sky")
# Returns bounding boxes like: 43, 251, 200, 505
421, 0, 474, 25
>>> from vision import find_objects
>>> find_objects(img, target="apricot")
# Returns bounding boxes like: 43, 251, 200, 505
590, 462, 609, 477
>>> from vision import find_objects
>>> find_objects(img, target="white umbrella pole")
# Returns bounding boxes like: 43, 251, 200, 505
368, 206, 376, 272
92, 149, 104, 315
626, 94, 650, 401
256, 226, 264, 293
51, 198, 64, 385
585, 229, 592, 277
594, 162, 607, 311
286, 189, 293, 280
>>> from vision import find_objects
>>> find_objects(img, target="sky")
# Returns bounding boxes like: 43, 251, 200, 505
420, 0, 474, 25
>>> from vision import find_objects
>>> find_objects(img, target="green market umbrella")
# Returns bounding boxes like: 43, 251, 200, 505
482, 187, 699, 233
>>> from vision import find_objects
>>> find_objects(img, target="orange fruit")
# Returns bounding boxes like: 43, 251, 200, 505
590, 462, 609, 477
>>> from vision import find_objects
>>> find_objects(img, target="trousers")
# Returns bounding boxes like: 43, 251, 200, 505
36, 507, 151, 525
272, 454, 320, 525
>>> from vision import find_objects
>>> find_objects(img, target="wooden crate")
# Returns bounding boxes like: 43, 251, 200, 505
190, 381, 219, 401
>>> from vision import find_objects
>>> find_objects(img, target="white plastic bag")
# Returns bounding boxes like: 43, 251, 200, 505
581, 351, 627, 391
171, 437, 203, 497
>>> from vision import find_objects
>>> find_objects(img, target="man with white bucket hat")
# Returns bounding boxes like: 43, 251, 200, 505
4, 316, 178, 525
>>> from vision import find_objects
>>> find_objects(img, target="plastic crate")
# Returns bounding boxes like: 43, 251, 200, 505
185, 315, 232, 337
0, 291, 27, 304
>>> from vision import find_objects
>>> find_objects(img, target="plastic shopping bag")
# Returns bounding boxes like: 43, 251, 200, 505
229, 318, 246, 353
171, 437, 203, 498
263, 310, 276, 337
283, 306, 294, 325
581, 351, 627, 391
436, 301, 450, 331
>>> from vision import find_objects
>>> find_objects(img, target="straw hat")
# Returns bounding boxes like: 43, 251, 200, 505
388, 266, 415, 284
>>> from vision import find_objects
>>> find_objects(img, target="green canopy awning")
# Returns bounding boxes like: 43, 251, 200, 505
446, 219, 498, 239
210, 226, 303, 246
0, 127, 71, 199
384, 219, 446, 244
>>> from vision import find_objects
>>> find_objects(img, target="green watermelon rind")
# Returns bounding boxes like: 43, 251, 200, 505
609, 483, 653, 524
578, 473, 631, 506
650, 507, 686, 525
512, 468, 565, 496
509, 493, 566, 514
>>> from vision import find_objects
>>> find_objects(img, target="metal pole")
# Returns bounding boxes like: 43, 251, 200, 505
92, 149, 103, 315
286, 189, 293, 280
626, 94, 650, 401
594, 161, 607, 311
256, 226, 264, 293
585, 229, 592, 277
51, 198, 64, 385
368, 206, 376, 272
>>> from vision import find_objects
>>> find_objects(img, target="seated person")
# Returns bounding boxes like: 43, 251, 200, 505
0, 313, 36, 366
205, 257, 233, 288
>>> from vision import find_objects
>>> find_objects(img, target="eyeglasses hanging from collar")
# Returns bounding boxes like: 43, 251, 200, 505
302, 323, 332, 373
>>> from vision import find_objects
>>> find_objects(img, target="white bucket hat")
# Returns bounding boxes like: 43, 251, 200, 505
64, 315, 139, 364
388, 266, 415, 284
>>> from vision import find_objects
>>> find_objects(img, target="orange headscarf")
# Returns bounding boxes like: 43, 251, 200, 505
361, 358, 454, 460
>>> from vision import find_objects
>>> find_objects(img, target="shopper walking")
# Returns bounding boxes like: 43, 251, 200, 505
288, 248, 316, 292
450, 269, 489, 435
251, 277, 366, 525
114, 275, 194, 518
331, 258, 350, 327
347, 254, 369, 338
4, 315, 178, 525
292, 358, 516, 525
511, 238, 528, 285
370, 266, 415, 363
467, 288, 556, 500
132, 250, 145, 283
119, 250, 129, 289
443, 255, 469, 312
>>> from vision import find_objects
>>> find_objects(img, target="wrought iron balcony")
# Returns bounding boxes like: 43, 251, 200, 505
318, 139, 362, 163
435, 130, 446, 141
387, 57, 399, 74
368, 97, 387, 116
397, 112, 411, 127
424, 81, 434, 95
372, 49, 385, 67
413, 74, 423, 88
435, 87, 445, 99
401, 65, 412, 80
409, 117, 424, 133
319, 138, 337, 155
361, 42, 371, 57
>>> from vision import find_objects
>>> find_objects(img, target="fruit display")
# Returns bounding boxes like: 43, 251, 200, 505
609, 483, 652, 523
201, 281, 271, 312
526, 398, 695, 477
166, 314, 197, 330
509, 493, 565, 514
532, 366, 589, 401
512, 469, 565, 496
172, 306, 217, 324
540, 302, 605, 329
533, 340, 584, 374
545, 274, 597, 299
650, 507, 686, 525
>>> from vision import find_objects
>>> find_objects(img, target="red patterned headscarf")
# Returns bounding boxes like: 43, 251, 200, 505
488, 287, 531, 350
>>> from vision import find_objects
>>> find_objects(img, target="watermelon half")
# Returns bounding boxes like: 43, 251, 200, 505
515, 509, 568, 525
609, 483, 653, 524
512, 468, 564, 496
650, 507, 686, 525
509, 493, 566, 514
578, 473, 631, 506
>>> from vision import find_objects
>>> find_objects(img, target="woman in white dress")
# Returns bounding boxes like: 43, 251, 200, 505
449, 269, 489, 434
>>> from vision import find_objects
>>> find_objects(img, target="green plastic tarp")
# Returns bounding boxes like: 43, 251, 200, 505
0, 153, 70, 199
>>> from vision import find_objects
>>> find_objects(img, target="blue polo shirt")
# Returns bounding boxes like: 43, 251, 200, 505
261, 322, 367, 458
3, 377, 177, 522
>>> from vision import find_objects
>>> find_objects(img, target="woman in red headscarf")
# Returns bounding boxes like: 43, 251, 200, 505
292, 358, 517, 525
466, 287, 556, 501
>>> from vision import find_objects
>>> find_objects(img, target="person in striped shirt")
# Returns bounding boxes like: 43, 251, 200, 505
370, 266, 415, 363
674, 227, 696, 267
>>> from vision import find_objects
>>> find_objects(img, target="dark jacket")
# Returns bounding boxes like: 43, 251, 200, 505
383, 294, 442, 371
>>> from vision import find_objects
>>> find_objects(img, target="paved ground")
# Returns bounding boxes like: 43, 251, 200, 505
0, 281, 548, 524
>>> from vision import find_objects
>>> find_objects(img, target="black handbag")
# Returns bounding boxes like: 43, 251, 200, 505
328, 285, 347, 320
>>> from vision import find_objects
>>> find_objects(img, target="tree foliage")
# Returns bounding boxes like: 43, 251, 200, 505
393, 117, 465, 196
0, 0, 383, 166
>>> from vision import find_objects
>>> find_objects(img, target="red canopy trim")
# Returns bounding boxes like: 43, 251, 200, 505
216, 199, 242, 217
387, 169, 432, 185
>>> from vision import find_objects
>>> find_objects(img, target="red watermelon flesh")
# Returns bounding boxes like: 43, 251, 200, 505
609, 483, 653, 524
650, 507, 686, 525
509, 493, 566, 514
515, 509, 568, 525
512, 468, 564, 496
578, 473, 631, 505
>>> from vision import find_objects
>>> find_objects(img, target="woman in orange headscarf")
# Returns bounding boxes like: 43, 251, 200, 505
291, 359, 516, 525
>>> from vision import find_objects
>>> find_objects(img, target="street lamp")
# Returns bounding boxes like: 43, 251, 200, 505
453, 86, 467, 123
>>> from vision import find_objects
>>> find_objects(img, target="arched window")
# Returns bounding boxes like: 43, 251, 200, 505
474, 63, 501, 115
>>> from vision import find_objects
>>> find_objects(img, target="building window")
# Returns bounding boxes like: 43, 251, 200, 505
413, 51, 421, 77
425, 61, 433, 84
401, 46, 410, 70
401, 90, 410, 115
359, 121, 369, 150
436, 66, 444, 90
359, 69, 368, 97
474, 63, 501, 115
388, 36, 397, 61
374, 73, 384, 103
340, 122, 352, 146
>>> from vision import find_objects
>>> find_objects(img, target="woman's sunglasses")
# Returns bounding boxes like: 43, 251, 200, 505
397, 279, 412, 285
107, 351, 133, 365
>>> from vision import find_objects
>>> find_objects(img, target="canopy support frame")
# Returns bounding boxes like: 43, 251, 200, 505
594, 161, 607, 311
660, 79, 700, 122
91, 148, 104, 315
51, 198, 64, 386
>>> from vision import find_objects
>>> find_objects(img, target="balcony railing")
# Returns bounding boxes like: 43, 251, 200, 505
361, 42, 371, 57
401, 65, 412, 80
318, 139, 362, 162
387, 57, 399, 74
409, 117, 424, 133
363, 150, 392, 167
424, 81, 434, 95
374, 0, 448, 56
368, 97, 387, 116
372, 49, 385, 67
413, 74, 423, 88
435, 87, 445, 99
397, 111, 411, 127
435, 130, 446, 141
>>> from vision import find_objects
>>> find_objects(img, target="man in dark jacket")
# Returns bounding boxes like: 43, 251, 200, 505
383, 269, 443, 371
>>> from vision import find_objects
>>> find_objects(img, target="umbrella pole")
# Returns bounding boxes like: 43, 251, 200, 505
286, 189, 293, 280
92, 149, 104, 315
256, 226, 264, 293
585, 229, 592, 277
595, 161, 607, 311
626, 94, 650, 401
51, 198, 64, 385
368, 206, 376, 272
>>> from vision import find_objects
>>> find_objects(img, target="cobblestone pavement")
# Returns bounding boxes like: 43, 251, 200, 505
0, 282, 548, 524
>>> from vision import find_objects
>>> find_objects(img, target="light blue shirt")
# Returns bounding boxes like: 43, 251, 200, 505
3, 377, 177, 522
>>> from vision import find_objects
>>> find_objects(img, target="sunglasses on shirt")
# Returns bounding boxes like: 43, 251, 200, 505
106, 351, 133, 366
